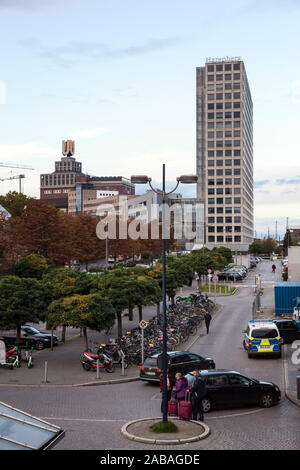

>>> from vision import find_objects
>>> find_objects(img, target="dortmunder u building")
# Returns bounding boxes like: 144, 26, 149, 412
196, 57, 254, 251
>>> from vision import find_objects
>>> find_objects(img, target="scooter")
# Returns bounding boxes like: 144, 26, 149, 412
24, 345, 34, 368
80, 347, 115, 373
102, 343, 128, 369
0, 341, 20, 369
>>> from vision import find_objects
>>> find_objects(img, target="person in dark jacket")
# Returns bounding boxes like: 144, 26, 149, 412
204, 311, 212, 334
160, 370, 173, 412
190, 370, 207, 421
174, 372, 189, 402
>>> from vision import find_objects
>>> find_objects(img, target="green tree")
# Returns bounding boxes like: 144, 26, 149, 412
134, 275, 161, 322
48, 294, 115, 350
97, 269, 131, 337
261, 238, 277, 255
42, 268, 92, 341
0, 191, 32, 217
14, 254, 54, 279
148, 262, 178, 306
190, 250, 217, 287
213, 247, 233, 265
0, 275, 49, 342
249, 240, 263, 255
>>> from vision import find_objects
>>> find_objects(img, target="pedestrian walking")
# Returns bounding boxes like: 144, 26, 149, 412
272, 264, 276, 273
189, 370, 207, 421
160, 370, 173, 412
174, 372, 189, 403
204, 311, 212, 334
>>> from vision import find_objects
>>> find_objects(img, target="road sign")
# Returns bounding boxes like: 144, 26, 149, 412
139, 320, 148, 330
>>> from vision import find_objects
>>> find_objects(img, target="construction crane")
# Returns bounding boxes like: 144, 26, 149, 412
0, 162, 34, 194
0, 174, 25, 193
0, 162, 34, 170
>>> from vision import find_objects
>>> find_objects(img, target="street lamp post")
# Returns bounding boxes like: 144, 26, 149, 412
131, 165, 197, 424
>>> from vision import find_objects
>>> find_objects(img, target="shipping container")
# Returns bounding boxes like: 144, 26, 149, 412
274, 282, 300, 316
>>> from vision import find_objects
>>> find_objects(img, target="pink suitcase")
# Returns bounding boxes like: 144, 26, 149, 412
168, 400, 178, 416
178, 393, 192, 420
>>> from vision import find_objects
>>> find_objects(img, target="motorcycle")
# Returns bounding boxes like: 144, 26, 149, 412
102, 343, 128, 369
80, 347, 115, 373
0, 340, 20, 369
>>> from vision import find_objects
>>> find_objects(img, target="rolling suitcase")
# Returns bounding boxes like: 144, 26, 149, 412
168, 400, 178, 416
178, 391, 192, 420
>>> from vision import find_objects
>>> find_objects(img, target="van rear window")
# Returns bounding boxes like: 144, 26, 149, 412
143, 357, 157, 367
252, 329, 278, 339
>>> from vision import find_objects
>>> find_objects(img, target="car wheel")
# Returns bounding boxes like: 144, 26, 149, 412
243, 341, 247, 351
35, 341, 45, 351
260, 393, 273, 408
202, 397, 212, 413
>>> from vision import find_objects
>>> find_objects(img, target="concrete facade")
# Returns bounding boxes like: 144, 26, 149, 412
288, 246, 300, 282
196, 58, 254, 251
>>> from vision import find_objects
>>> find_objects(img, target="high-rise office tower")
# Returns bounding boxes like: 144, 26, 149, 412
196, 57, 254, 250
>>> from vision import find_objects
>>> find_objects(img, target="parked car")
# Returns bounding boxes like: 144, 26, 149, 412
0, 325, 58, 351
139, 350, 215, 383
222, 265, 247, 277
273, 319, 300, 344
218, 270, 244, 281
184, 369, 281, 412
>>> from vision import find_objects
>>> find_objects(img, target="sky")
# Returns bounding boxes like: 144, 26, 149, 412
0, 0, 299, 238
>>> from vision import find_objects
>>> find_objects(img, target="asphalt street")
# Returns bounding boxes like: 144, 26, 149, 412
0, 260, 299, 450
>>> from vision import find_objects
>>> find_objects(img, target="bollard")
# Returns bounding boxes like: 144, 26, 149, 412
43, 361, 48, 383
297, 376, 300, 400
121, 356, 125, 376
96, 359, 100, 380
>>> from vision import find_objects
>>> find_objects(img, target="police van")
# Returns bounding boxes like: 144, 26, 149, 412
243, 320, 282, 358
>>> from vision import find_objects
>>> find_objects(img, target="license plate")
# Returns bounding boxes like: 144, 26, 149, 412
259, 345, 273, 349
146, 371, 156, 375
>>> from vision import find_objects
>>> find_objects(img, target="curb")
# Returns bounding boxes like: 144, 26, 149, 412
0, 376, 140, 388
121, 416, 210, 445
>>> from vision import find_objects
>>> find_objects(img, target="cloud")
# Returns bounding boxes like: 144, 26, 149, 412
0, 0, 81, 11
254, 179, 270, 188
22, 37, 184, 67
69, 127, 109, 140
237, 0, 300, 15
275, 178, 300, 185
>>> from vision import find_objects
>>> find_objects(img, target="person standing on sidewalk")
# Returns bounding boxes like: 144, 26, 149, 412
190, 370, 207, 421
174, 373, 189, 403
204, 311, 212, 334
159, 369, 173, 412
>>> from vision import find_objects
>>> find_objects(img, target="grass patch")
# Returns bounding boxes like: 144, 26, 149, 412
150, 420, 179, 434
201, 284, 236, 294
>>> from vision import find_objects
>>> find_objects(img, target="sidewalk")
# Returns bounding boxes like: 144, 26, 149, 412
1, 275, 299, 407
0, 282, 208, 388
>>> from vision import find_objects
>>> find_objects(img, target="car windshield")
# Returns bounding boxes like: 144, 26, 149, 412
143, 357, 157, 367
252, 328, 278, 339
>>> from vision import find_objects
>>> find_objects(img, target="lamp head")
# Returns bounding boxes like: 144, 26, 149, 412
130, 175, 151, 184
178, 175, 198, 184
